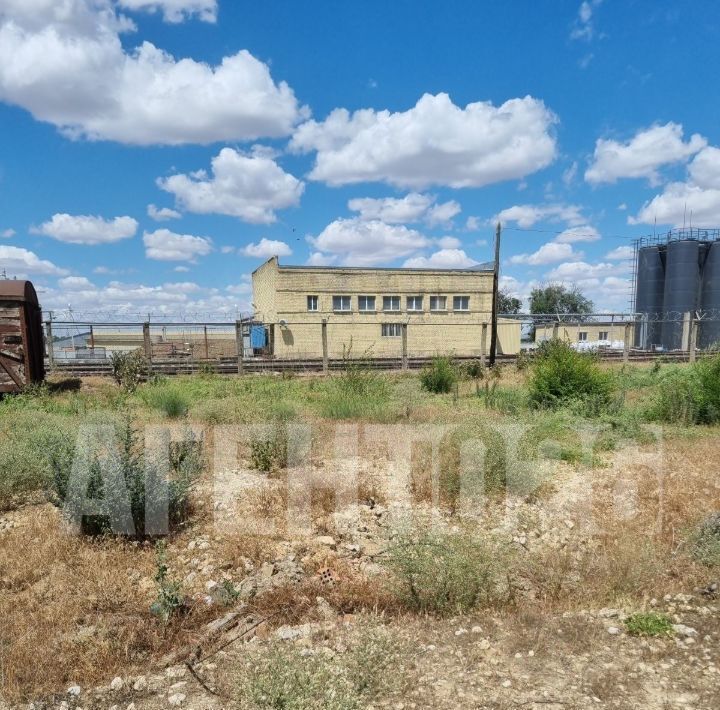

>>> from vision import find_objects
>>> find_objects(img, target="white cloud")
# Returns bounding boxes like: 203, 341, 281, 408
509, 242, 579, 266
348, 192, 460, 227
58, 276, 94, 290
241, 238, 292, 259
437, 236, 461, 249
143, 228, 212, 262
31, 214, 138, 244
570, 0, 602, 41
291, 93, 557, 188
0, 245, 68, 277
554, 225, 601, 243
309, 218, 429, 266
159, 147, 304, 224
1, 228, 15, 238
465, 216, 481, 231
117, 0, 217, 23
545, 260, 624, 282
585, 122, 706, 186
605, 246, 634, 260
173, 265, 190, 273
306, 252, 338, 266
147, 204, 181, 221
0, 1, 306, 145
403, 248, 477, 269
495, 203, 584, 228
630, 146, 720, 226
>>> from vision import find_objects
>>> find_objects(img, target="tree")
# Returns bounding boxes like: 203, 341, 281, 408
529, 284, 593, 315
497, 289, 522, 314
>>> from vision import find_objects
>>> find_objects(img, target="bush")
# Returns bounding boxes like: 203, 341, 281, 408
150, 541, 187, 622
110, 350, 147, 392
319, 363, 390, 420
50, 416, 202, 537
528, 340, 614, 412
625, 612, 674, 637
235, 625, 404, 710
690, 513, 720, 566
382, 528, 508, 615
249, 418, 290, 473
420, 356, 457, 394
460, 359, 485, 380
140, 384, 189, 418
652, 353, 720, 424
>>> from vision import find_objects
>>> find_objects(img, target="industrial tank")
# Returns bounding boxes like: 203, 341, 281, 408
634, 246, 665, 348
661, 240, 701, 350
700, 241, 720, 348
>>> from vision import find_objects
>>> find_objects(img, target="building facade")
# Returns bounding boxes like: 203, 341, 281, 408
534, 321, 630, 348
252, 257, 521, 358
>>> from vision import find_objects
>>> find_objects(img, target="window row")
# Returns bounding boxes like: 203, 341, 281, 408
307, 295, 470, 312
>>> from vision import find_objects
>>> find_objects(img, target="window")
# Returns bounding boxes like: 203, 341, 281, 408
453, 295, 470, 311
358, 295, 376, 312
332, 295, 351, 312
381, 323, 402, 337
383, 296, 400, 311
430, 295, 447, 311
307, 295, 318, 311
598, 331, 609, 340
407, 295, 423, 311
578, 331, 588, 342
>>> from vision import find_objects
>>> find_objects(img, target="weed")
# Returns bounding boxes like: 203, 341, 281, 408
250, 421, 289, 473
690, 513, 720, 566
382, 527, 509, 615
625, 612, 674, 637
461, 359, 485, 380
319, 362, 391, 420
420, 356, 457, 394
150, 541, 186, 622
140, 384, 189, 418
110, 350, 147, 392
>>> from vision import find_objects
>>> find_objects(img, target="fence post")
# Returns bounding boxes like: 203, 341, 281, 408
203, 325, 209, 360
143, 322, 152, 369
235, 320, 244, 375
45, 320, 54, 369
321, 319, 329, 375
689, 316, 698, 363
401, 323, 408, 371
623, 323, 631, 364
552, 322, 559, 340
480, 322, 488, 367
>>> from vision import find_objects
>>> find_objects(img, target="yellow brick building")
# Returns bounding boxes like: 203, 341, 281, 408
534, 321, 630, 345
252, 257, 521, 358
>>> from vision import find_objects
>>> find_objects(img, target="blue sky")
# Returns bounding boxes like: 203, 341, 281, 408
1, 0, 720, 319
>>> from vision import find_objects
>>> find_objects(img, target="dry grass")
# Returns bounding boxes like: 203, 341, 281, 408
0, 507, 216, 702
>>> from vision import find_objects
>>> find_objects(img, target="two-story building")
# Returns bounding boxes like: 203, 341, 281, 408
251, 257, 521, 359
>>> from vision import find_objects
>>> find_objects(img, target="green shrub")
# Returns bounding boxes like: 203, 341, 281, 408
50, 416, 202, 537
150, 541, 187, 622
110, 350, 147, 392
236, 625, 404, 709
249, 421, 289, 473
625, 612, 674, 637
528, 340, 614, 412
382, 528, 508, 615
652, 353, 720, 424
460, 359, 485, 380
420, 356, 457, 394
690, 513, 720, 566
319, 364, 390, 420
140, 384, 189, 418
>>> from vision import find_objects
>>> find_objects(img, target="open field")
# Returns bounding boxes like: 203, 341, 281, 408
2, 351, 720, 708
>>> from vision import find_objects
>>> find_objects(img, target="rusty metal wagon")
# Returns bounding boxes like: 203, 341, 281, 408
0, 280, 45, 393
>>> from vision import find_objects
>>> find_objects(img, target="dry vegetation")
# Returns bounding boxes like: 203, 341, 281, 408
1, 352, 720, 707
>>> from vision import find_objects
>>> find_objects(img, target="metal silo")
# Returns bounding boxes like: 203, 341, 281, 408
661, 240, 701, 350
700, 241, 720, 348
634, 246, 665, 348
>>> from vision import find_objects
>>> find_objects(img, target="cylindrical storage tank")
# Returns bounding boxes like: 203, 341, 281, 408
661, 240, 701, 350
634, 246, 665, 348
700, 241, 720, 349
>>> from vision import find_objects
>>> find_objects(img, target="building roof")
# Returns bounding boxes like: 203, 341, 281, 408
253, 256, 494, 276
0, 279, 39, 304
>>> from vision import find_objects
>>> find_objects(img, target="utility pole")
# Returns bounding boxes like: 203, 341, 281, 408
489, 222, 501, 366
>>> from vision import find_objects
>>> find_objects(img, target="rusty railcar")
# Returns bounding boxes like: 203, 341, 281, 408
0, 280, 45, 393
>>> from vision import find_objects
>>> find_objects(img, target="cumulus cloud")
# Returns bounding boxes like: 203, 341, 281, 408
58, 275, 94, 290
291, 93, 557, 188
437, 236, 461, 249
585, 122, 706, 186
495, 203, 585, 228
630, 146, 720, 226
544, 260, 624, 282
509, 242, 579, 266
143, 229, 212, 262
403, 248, 478, 269
1, 228, 15, 238
0, 0, 306, 144
348, 192, 460, 227
117, 0, 217, 23
147, 204, 181, 221
159, 148, 304, 224
605, 246, 634, 260
241, 238, 292, 259
31, 214, 138, 244
0, 245, 68, 277
309, 218, 429, 266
